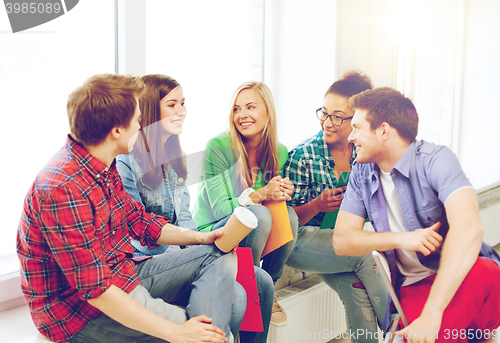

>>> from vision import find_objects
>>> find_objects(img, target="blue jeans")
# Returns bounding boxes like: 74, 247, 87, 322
286, 226, 388, 343
238, 266, 274, 343
70, 245, 243, 343
213, 204, 299, 283
213, 204, 298, 343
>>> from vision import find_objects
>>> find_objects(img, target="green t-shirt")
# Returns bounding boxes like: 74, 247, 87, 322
192, 131, 288, 232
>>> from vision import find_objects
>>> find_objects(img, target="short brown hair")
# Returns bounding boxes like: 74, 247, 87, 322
349, 87, 418, 143
67, 74, 145, 146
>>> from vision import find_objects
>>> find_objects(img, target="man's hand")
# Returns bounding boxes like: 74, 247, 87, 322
396, 309, 442, 343
173, 315, 227, 343
198, 229, 224, 245
313, 186, 347, 213
399, 222, 443, 255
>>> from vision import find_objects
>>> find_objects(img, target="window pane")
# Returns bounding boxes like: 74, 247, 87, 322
145, 0, 260, 156
0, 0, 115, 257
459, 0, 500, 189
398, 0, 500, 189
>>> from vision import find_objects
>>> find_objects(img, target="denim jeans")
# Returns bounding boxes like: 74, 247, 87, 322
286, 225, 388, 343
238, 266, 274, 343
213, 204, 298, 343
70, 245, 242, 343
213, 204, 299, 283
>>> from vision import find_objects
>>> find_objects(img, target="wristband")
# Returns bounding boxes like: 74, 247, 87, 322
238, 188, 256, 207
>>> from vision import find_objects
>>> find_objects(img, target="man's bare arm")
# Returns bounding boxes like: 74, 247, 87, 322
155, 224, 223, 246
88, 285, 227, 343
332, 210, 443, 256
397, 187, 483, 343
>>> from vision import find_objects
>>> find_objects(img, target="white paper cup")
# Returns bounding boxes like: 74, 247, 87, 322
214, 207, 258, 253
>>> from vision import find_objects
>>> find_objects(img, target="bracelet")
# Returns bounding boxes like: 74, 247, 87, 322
238, 188, 256, 207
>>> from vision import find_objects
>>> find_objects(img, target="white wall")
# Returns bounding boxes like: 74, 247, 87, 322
459, 0, 500, 188
267, 0, 338, 149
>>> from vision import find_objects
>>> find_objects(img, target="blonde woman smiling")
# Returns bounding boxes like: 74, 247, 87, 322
192, 81, 298, 333
116, 74, 274, 342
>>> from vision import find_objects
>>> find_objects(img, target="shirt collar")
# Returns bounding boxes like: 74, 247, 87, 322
315, 131, 330, 159
66, 135, 114, 180
316, 130, 356, 166
391, 140, 417, 178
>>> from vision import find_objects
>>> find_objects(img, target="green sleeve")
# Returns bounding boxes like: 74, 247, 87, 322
202, 133, 240, 220
278, 143, 289, 171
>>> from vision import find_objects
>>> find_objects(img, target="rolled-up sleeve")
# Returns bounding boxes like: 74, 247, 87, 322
340, 163, 368, 219
124, 191, 168, 248
424, 145, 472, 204
283, 149, 311, 207
40, 186, 112, 301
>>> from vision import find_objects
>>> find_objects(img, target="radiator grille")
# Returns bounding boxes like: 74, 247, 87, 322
267, 275, 346, 342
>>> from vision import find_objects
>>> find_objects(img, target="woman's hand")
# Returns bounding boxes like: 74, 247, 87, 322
264, 176, 288, 201
279, 177, 294, 201
249, 176, 293, 203
313, 186, 347, 213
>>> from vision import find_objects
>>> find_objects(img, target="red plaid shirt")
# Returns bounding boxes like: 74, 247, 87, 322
17, 136, 168, 343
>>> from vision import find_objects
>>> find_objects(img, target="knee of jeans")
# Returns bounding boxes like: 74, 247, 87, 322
287, 206, 299, 235
255, 267, 274, 294
248, 205, 272, 231
354, 253, 378, 273
233, 282, 247, 314
220, 252, 238, 280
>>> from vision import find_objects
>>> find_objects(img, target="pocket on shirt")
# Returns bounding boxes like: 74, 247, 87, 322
139, 190, 161, 206
415, 203, 443, 227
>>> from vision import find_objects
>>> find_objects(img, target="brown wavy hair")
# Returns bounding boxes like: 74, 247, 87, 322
133, 74, 187, 188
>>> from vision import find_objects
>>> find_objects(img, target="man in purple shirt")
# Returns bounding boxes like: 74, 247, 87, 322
332, 87, 500, 343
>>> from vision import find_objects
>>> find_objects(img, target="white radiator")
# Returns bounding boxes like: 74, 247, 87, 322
267, 275, 347, 343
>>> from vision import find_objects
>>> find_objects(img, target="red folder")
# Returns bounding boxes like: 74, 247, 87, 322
236, 247, 263, 332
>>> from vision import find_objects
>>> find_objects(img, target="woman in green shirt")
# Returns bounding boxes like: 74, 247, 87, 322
192, 81, 298, 330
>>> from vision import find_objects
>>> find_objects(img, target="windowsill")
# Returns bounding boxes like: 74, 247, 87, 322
0, 254, 23, 311
0, 271, 24, 312
0, 253, 20, 275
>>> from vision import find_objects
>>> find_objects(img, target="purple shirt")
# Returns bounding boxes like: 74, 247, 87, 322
341, 140, 500, 328
341, 140, 500, 277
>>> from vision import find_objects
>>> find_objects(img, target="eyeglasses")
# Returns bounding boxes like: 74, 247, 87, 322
316, 108, 353, 126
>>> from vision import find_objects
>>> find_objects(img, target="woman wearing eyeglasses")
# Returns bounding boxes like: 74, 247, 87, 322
282, 71, 388, 343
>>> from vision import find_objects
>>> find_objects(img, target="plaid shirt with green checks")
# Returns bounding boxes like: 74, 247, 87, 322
282, 131, 356, 227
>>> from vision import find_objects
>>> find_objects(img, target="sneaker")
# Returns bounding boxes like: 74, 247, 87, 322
270, 293, 287, 327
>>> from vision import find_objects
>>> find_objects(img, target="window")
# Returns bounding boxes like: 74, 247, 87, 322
0, 0, 115, 264
144, 0, 263, 157
396, 0, 500, 189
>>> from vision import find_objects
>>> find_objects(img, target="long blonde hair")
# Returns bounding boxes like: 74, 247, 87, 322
229, 81, 280, 188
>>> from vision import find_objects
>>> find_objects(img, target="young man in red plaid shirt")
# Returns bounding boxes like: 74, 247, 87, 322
17, 74, 243, 343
